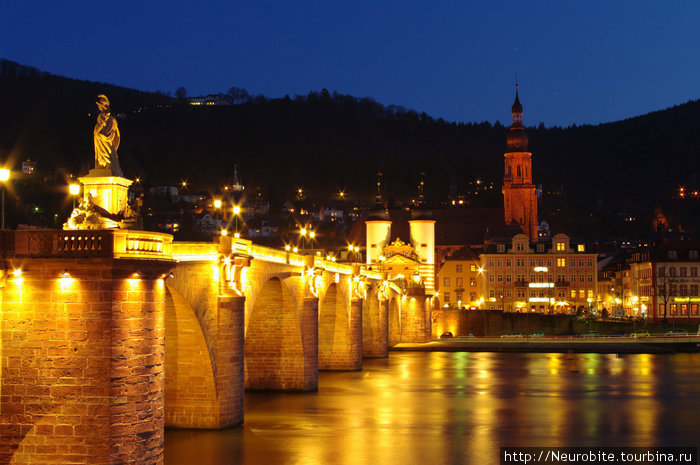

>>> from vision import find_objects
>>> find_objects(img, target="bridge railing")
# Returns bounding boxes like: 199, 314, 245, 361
1, 229, 173, 260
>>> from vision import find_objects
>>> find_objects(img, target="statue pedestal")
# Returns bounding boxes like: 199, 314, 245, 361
79, 169, 133, 217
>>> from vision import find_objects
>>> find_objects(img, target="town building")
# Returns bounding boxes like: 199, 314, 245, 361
479, 233, 597, 313
610, 241, 700, 322
435, 247, 482, 309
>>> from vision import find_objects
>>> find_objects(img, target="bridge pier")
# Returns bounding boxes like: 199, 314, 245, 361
363, 293, 389, 358
0, 230, 173, 465
399, 289, 432, 343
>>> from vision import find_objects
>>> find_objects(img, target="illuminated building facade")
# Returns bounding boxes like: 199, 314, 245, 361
435, 247, 482, 309
479, 233, 597, 313
611, 242, 700, 322
502, 84, 538, 240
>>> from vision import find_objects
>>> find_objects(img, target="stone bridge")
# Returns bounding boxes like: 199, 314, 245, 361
0, 230, 431, 465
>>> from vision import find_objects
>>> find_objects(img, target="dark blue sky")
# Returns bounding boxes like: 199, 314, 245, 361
2, 1, 699, 126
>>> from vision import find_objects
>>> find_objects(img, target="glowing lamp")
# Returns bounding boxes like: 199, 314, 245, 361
214, 199, 222, 209
233, 205, 241, 215
69, 183, 80, 196
0, 169, 9, 182
221, 229, 228, 236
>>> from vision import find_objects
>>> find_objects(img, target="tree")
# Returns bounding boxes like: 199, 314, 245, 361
227, 86, 251, 104
175, 86, 187, 101
655, 272, 675, 323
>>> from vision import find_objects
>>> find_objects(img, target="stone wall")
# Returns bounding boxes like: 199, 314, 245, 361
0, 258, 169, 465
432, 309, 699, 338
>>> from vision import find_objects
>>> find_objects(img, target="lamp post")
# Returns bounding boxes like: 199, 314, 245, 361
300, 227, 307, 250
69, 183, 81, 210
214, 198, 222, 228
0, 168, 10, 230
233, 205, 241, 238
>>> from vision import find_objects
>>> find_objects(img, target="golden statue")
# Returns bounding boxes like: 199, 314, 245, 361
94, 94, 121, 173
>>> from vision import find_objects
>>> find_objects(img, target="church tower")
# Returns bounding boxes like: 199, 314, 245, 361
502, 84, 538, 240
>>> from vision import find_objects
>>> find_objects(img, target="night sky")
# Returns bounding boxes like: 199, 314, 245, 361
2, 1, 699, 126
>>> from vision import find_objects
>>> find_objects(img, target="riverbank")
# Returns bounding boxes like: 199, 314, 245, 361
393, 336, 700, 354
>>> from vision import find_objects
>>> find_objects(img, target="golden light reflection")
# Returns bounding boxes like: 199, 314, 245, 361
58, 272, 75, 292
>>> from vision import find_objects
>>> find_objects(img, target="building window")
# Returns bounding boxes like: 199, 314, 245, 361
570, 258, 576, 267
470, 292, 476, 301
557, 258, 566, 267
691, 267, 698, 277
681, 267, 688, 277
516, 243, 524, 252
530, 290, 536, 298
548, 274, 553, 282
579, 274, 585, 283
456, 277, 463, 287
497, 274, 503, 283
668, 250, 677, 259
588, 290, 593, 298
556, 242, 565, 251
670, 304, 677, 315
456, 291, 463, 302
506, 290, 512, 298
579, 289, 585, 298
547, 259, 552, 267
530, 259, 535, 267
470, 278, 476, 286
680, 284, 688, 296
692, 285, 698, 296
538, 259, 544, 266
681, 304, 689, 315
537, 274, 544, 282
658, 267, 665, 277
517, 274, 525, 282
489, 290, 495, 298
488, 258, 495, 267
506, 274, 512, 283
443, 277, 450, 287
659, 304, 665, 317
669, 267, 676, 277
587, 258, 593, 267
578, 244, 585, 252
588, 274, 593, 283
497, 244, 506, 252
570, 289, 576, 298
497, 259, 502, 267
690, 250, 699, 259
489, 274, 494, 283
537, 244, 544, 252
456, 265, 463, 273
578, 259, 584, 267
517, 258, 525, 267
692, 304, 699, 315
444, 292, 450, 303
506, 259, 512, 267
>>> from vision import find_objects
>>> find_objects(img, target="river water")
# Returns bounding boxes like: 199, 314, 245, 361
165, 352, 700, 465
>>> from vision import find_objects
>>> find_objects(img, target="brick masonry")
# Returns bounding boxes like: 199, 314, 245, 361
0, 258, 170, 465
318, 284, 362, 371
362, 291, 388, 357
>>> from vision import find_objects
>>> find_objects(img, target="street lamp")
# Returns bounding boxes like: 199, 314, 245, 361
0, 168, 9, 230
232, 205, 241, 236
213, 198, 222, 228
69, 183, 81, 209
300, 227, 307, 250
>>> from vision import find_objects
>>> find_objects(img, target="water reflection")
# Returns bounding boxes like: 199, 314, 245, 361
166, 353, 700, 465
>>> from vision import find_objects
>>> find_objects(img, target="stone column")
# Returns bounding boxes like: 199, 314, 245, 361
400, 290, 432, 343
0, 258, 171, 465
216, 295, 245, 427
300, 297, 319, 391
348, 298, 363, 369
363, 296, 389, 358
